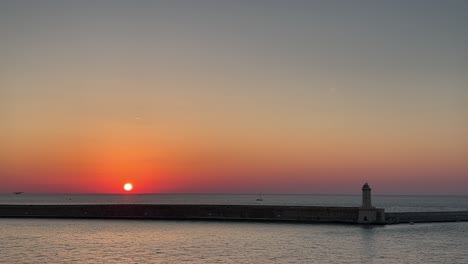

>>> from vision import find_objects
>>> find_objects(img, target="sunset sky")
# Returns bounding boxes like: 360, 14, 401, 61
1, 1, 467, 194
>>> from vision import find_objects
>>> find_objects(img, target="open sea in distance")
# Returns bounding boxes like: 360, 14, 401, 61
1, 194, 468, 263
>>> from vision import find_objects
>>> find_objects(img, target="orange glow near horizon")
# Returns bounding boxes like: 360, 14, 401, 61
1, 1, 467, 195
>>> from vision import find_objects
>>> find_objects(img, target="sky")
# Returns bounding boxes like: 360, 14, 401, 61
1, 0, 467, 194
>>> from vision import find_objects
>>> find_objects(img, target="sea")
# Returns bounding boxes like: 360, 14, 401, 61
1, 194, 468, 263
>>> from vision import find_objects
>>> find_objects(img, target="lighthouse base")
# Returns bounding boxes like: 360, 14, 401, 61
358, 208, 386, 224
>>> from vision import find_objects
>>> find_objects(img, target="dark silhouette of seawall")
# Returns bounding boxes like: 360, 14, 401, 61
1, 204, 467, 224
0, 204, 376, 224
1, 204, 466, 224
386, 211, 468, 224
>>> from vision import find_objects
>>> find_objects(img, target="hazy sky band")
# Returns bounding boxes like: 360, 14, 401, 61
1, 1, 467, 194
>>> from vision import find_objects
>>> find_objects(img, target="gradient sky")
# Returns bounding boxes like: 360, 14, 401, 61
1, 0, 467, 194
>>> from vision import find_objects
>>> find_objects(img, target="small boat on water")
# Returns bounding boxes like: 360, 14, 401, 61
256, 193, 263, 201
13, 192, 24, 195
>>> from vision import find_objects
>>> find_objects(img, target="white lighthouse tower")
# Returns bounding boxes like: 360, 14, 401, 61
358, 182, 385, 224
361, 182, 373, 208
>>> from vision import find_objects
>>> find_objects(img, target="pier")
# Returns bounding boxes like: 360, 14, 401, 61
0, 204, 386, 224
386, 211, 468, 224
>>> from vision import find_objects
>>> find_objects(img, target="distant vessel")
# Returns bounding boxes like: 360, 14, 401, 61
13, 192, 23, 195
256, 193, 263, 201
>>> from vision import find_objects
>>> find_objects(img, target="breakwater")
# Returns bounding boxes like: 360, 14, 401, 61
0, 204, 386, 224
1, 204, 467, 224
386, 211, 468, 224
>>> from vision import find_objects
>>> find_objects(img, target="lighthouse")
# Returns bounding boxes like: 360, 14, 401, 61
358, 182, 385, 224
361, 182, 373, 208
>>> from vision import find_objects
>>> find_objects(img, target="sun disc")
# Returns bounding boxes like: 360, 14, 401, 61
124, 183, 133, 191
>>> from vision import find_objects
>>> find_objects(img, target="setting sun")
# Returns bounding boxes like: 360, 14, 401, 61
123, 183, 133, 192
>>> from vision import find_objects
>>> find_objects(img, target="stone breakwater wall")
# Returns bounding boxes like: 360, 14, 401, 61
2, 204, 466, 224
386, 211, 468, 224
0, 204, 364, 223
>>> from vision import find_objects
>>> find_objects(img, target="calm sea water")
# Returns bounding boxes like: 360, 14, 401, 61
1, 194, 468, 263
1, 219, 467, 264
